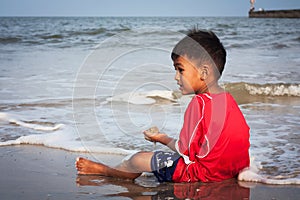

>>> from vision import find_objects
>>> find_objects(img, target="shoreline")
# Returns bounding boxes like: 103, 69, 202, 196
0, 145, 299, 200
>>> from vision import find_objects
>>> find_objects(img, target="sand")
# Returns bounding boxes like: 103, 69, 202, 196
0, 145, 299, 200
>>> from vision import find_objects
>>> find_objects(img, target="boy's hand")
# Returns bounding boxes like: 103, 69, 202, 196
143, 126, 165, 143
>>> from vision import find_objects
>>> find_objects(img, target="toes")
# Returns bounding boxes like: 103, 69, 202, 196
76, 157, 84, 163
75, 157, 101, 175
75, 157, 85, 170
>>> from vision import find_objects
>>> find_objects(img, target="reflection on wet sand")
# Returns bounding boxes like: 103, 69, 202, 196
76, 175, 250, 199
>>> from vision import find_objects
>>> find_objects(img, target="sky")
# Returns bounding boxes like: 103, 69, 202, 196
0, 0, 300, 17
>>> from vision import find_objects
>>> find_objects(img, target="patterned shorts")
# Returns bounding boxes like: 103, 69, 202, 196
151, 151, 180, 182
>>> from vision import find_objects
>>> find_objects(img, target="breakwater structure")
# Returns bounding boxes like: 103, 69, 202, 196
248, 0, 300, 18
249, 9, 300, 18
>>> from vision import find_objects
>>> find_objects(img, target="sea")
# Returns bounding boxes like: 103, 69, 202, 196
0, 17, 299, 184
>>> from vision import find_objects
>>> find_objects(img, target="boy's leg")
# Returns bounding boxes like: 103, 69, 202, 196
76, 151, 154, 180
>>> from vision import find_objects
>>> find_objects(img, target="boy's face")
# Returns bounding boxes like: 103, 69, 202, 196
173, 56, 207, 95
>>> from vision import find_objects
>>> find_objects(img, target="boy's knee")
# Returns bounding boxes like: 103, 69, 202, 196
128, 151, 153, 171
129, 151, 150, 163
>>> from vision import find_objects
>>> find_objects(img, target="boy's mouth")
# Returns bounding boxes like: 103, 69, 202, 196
177, 83, 183, 90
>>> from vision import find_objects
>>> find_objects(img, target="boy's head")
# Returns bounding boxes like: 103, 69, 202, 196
171, 29, 226, 94
172, 29, 226, 79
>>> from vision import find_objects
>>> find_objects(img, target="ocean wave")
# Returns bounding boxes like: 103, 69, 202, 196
0, 36, 22, 44
40, 34, 64, 40
0, 27, 133, 46
107, 90, 179, 105
270, 42, 289, 49
224, 82, 300, 97
0, 112, 64, 131
294, 36, 300, 42
226, 43, 248, 49
0, 118, 136, 155
68, 27, 107, 36
245, 83, 300, 97
0, 112, 136, 155
0, 129, 136, 155
238, 158, 300, 185
216, 23, 235, 29
67, 27, 131, 38
106, 83, 300, 106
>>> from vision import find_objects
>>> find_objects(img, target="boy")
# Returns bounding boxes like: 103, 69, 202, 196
76, 29, 250, 182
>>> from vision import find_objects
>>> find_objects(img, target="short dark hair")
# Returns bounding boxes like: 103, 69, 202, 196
171, 29, 226, 78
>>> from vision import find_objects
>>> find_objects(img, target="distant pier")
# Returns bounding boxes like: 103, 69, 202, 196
249, 9, 300, 18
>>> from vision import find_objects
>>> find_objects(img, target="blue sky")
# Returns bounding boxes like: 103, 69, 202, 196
1, 0, 299, 17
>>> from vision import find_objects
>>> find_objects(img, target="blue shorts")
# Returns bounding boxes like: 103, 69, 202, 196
151, 151, 180, 182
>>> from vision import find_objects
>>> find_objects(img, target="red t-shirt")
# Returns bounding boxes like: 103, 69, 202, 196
173, 92, 250, 182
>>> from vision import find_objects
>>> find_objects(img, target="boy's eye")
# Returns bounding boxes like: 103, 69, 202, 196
174, 64, 184, 73
177, 67, 184, 73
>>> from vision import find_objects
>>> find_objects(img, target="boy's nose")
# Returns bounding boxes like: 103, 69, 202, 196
174, 71, 180, 81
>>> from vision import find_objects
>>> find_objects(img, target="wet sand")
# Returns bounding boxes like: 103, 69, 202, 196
0, 145, 299, 200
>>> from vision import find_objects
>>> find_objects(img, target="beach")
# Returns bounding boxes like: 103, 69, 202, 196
0, 145, 299, 200
0, 16, 299, 199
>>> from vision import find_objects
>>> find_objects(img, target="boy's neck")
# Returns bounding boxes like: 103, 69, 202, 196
198, 81, 224, 95
208, 84, 224, 94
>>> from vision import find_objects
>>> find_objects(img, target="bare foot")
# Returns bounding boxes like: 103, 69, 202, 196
75, 157, 106, 175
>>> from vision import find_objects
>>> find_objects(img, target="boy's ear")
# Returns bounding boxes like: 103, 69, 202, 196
199, 65, 209, 81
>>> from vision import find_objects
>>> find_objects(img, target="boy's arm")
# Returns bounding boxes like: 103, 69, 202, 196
156, 133, 177, 152
143, 129, 177, 152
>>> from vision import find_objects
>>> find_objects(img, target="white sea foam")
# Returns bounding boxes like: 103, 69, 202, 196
0, 112, 64, 131
245, 83, 300, 97
107, 90, 177, 105
0, 124, 136, 155
238, 158, 300, 185
0, 112, 135, 155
